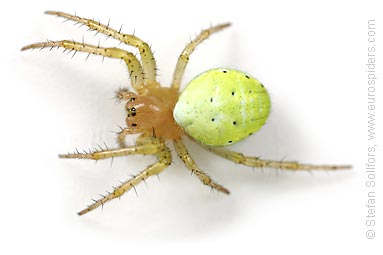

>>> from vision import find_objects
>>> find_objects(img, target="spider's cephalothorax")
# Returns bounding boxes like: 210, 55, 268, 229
119, 87, 184, 140
22, 11, 350, 216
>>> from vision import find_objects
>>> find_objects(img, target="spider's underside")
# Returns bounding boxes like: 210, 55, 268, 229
22, 11, 351, 216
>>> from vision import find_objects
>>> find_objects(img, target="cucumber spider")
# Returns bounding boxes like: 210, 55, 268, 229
22, 11, 350, 216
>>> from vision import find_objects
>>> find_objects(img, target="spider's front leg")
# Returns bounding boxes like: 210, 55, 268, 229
45, 11, 158, 84
21, 40, 146, 93
207, 146, 351, 171
77, 138, 172, 215
59, 136, 163, 160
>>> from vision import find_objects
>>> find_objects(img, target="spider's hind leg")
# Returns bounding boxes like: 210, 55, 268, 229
207, 146, 351, 171
173, 139, 230, 194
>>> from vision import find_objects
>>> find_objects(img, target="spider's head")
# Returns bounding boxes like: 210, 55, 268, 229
121, 87, 184, 139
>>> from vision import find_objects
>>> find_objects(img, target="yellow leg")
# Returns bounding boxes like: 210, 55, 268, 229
21, 40, 146, 93
59, 137, 164, 160
45, 11, 157, 84
173, 139, 230, 194
171, 23, 231, 91
78, 140, 171, 215
207, 146, 351, 170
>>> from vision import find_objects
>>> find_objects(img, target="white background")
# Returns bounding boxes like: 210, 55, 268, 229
1, 0, 381, 254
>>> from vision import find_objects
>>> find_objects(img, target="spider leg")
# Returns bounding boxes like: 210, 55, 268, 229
171, 23, 231, 91
173, 139, 230, 194
21, 40, 146, 93
206, 146, 351, 170
59, 136, 164, 160
78, 140, 171, 215
45, 11, 157, 85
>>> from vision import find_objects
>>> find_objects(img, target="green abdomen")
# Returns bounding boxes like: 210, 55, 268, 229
174, 68, 271, 146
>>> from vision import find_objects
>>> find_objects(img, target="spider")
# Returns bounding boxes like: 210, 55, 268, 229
22, 11, 351, 216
